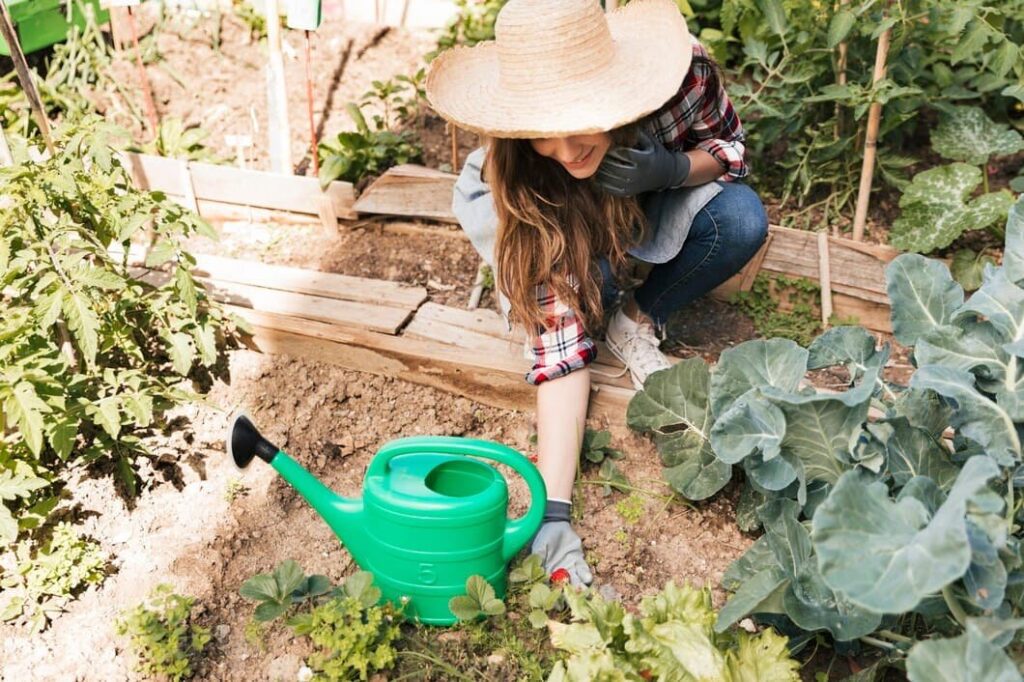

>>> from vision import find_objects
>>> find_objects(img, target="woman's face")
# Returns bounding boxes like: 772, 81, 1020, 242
530, 132, 612, 179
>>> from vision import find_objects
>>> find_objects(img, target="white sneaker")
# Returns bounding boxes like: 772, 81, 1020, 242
604, 309, 672, 390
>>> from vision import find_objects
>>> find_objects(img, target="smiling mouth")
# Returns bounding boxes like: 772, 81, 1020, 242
564, 147, 593, 168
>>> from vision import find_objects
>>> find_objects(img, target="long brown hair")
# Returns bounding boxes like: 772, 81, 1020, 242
486, 128, 645, 335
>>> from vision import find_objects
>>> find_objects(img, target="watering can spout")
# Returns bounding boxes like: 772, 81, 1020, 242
227, 413, 368, 556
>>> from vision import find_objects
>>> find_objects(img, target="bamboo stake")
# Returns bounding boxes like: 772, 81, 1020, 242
304, 30, 319, 176
835, 0, 848, 140
468, 261, 488, 310
126, 5, 160, 136
851, 20, 892, 242
399, 0, 411, 27
0, 0, 53, 153
265, 0, 292, 173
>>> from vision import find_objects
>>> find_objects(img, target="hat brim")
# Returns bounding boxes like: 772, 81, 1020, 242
426, 0, 692, 139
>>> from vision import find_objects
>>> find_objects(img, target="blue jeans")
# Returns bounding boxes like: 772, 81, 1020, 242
600, 182, 768, 327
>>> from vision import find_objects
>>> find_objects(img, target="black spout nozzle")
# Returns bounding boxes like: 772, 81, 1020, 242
228, 413, 280, 469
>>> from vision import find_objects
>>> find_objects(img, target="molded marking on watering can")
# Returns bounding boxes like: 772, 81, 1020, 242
418, 563, 437, 585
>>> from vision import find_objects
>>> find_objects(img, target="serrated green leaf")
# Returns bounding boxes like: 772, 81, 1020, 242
254, 600, 288, 622
5, 381, 51, 456
73, 264, 125, 290
932, 106, 1024, 165
812, 456, 999, 613
61, 291, 99, 367
273, 560, 306, 598
165, 331, 194, 376
240, 574, 280, 602
991, 40, 1021, 79
0, 468, 49, 501
95, 397, 121, 439
885, 254, 964, 346
449, 595, 482, 621
145, 240, 177, 267
0, 506, 18, 547
757, 0, 786, 37
951, 20, 992, 65
175, 266, 198, 317
827, 9, 855, 48
45, 414, 78, 460
116, 455, 137, 497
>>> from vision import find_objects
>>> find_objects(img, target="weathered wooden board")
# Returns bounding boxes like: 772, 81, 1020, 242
353, 164, 459, 223
236, 307, 634, 420
121, 152, 357, 220
136, 269, 415, 335
191, 253, 428, 309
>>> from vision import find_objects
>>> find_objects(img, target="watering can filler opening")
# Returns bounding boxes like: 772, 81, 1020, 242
228, 413, 547, 625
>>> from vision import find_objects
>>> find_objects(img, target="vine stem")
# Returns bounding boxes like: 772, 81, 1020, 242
876, 629, 914, 644
942, 585, 969, 627
859, 635, 900, 652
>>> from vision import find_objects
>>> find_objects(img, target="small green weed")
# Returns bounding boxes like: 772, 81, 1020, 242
223, 477, 249, 503
613, 529, 629, 544
116, 584, 210, 682
239, 559, 333, 621
290, 594, 402, 681
615, 494, 645, 525
732, 274, 823, 346
580, 429, 630, 496
1, 523, 107, 631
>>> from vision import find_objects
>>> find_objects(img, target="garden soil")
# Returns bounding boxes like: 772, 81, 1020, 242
0, 8, 912, 680
1, 349, 749, 681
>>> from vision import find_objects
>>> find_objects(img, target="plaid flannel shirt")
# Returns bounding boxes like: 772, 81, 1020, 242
525, 38, 747, 386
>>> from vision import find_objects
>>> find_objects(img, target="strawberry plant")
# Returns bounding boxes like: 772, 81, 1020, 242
449, 574, 506, 621
630, 197, 1024, 674
0, 117, 244, 545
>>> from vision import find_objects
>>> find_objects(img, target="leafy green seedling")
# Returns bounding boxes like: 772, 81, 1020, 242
239, 559, 331, 621
116, 584, 210, 682
509, 554, 547, 590
615, 494, 645, 525
527, 583, 563, 629
449, 575, 506, 621
581, 429, 630, 496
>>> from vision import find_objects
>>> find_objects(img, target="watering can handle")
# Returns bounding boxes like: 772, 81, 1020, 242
369, 436, 547, 562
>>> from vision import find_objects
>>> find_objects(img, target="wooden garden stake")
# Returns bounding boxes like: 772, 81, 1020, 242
851, 19, 892, 242
0, 0, 53, 153
399, 0, 411, 27
450, 124, 459, 173
835, 0, 848, 140
304, 30, 319, 175
265, 0, 293, 174
125, 4, 160, 136
817, 231, 834, 326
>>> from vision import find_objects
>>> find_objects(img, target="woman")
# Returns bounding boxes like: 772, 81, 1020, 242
426, 0, 767, 585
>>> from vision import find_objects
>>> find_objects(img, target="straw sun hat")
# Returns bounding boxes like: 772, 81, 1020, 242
425, 0, 692, 139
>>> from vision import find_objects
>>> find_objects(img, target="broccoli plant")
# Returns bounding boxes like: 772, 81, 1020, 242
629, 196, 1024, 677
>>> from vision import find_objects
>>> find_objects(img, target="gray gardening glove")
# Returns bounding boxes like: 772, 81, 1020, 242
596, 130, 691, 197
530, 500, 593, 587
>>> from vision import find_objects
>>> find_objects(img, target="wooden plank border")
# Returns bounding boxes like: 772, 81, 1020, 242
120, 152, 357, 220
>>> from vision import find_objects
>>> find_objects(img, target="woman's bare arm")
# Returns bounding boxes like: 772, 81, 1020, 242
535, 367, 590, 500
682, 149, 727, 186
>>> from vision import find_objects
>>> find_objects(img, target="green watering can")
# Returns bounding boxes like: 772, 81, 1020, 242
227, 414, 546, 625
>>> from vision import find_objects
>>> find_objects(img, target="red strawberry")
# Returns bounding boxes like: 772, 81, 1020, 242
528, 453, 538, 463
551, 568, 570, 584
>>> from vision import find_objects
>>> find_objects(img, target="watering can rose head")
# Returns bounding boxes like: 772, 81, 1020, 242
226, 413, 547, 625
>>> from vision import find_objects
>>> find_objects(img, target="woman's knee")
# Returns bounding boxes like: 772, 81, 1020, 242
715, 183, 768, 255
